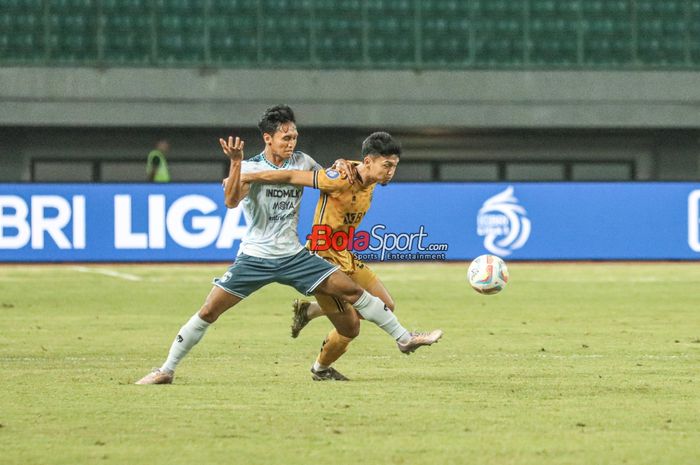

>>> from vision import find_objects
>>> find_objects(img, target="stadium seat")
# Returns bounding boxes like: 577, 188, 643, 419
48, 7, 99, 63
101, 2, 153, 64
636, 0, 688, 65
208, 7, 258, 65
578, 0, 632, 64
155, 2, 206, 64
1, 0, 699, 69
0, 1, 44, 62
258, 2, 312, 65
313, 0, 364, 65
365, 3, 415, 65
528, 0, 579, 65
691, 1, 700, 63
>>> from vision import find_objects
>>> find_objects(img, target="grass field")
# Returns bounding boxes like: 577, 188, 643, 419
1, 262, 699, 465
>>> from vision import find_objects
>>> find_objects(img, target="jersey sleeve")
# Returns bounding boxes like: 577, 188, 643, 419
241, 160, 262, 174
312, 168, 350, 194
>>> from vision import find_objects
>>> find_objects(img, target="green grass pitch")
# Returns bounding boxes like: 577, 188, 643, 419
1, 262, 699, 465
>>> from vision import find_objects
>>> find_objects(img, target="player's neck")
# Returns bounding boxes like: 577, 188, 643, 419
264, 148, 286, 167
355, 164, 374, 186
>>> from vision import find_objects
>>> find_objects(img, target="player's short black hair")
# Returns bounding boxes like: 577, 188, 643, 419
258, 105, 296, 136
361, 132, 401, 158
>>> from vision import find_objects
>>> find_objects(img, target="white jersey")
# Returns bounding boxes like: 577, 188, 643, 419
237, 151, 321, 258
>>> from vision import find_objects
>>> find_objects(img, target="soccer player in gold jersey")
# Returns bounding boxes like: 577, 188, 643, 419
241, 132, 442, 380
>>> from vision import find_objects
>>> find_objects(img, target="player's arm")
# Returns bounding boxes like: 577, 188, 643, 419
219, 136, 250, 208
302, 152, 357, 184
241, 170, 314, 187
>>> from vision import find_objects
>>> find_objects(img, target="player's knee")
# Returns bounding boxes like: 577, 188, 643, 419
338, 321, 360, 339
198, 304, 222, 324
198, 308, 216, 323
341, 280, 365, 302
324, 271, 364, 302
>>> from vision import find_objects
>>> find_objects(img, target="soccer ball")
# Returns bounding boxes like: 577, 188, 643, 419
468, 254, 509, 295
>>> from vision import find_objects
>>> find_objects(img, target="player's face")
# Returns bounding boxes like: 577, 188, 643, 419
366, 154, 399, 186
264, 123, 298, 159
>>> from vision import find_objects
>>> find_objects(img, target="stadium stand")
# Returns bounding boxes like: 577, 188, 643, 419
2, 0, 700, 68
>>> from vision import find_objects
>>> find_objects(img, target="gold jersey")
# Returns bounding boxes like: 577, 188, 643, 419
308, 166, 376, 273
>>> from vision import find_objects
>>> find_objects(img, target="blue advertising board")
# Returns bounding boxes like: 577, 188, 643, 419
1, 182, 699, 261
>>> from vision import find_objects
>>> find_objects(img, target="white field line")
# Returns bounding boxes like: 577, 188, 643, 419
1, 354, 694, 363
72, 266, 142, 282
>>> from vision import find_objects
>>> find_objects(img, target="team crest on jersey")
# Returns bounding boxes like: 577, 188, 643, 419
325, 169, 340, 179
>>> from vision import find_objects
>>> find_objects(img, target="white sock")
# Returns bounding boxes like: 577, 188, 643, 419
160, 313, 211, 373
351, 291, 409, 341
308, 302, 323, 320
312, 361, 329, 372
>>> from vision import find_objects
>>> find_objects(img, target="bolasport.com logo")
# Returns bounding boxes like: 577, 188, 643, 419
306, 224, 449, 261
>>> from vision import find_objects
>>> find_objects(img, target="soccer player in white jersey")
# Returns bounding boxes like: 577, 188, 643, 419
136, 105, 442, 384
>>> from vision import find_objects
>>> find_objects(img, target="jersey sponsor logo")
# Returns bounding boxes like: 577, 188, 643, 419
265, 188, 301, 198
476, 186, 531, 256
343, 212, 365, 224
325, 169, 340, 179
688, 190, 700, 252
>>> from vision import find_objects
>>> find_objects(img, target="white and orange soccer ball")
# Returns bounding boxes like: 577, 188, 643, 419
468, 254, 509, 295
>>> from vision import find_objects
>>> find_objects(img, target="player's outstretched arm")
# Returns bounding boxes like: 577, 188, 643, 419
242, 170, 314, 187
219, 136, 250, 208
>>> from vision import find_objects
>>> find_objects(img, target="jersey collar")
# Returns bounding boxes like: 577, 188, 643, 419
262, 151, 291, 170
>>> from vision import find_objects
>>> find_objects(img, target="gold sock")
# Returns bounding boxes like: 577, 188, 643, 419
317, 329, 353, 367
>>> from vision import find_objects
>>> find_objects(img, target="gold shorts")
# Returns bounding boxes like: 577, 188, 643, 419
315, 254, 377, 315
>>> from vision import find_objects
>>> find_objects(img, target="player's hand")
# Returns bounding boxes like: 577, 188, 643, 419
219, 136, 245, 161
333, 158, 358, 184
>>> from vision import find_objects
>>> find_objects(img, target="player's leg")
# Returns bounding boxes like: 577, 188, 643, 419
314, 270, 409, 340
356, 268, 440, 352
136, 255, 270, 384
282, 250, 441, 355
362, 275, 395, 312
160, 286, 241, 371
135, 287, 241, 385
315, 268, 443, 353
306, 266, 379, 377
278, 250, 361, 379
290, 299, 323, 338
309, 294, 357, 380
291, 264, 393, 338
